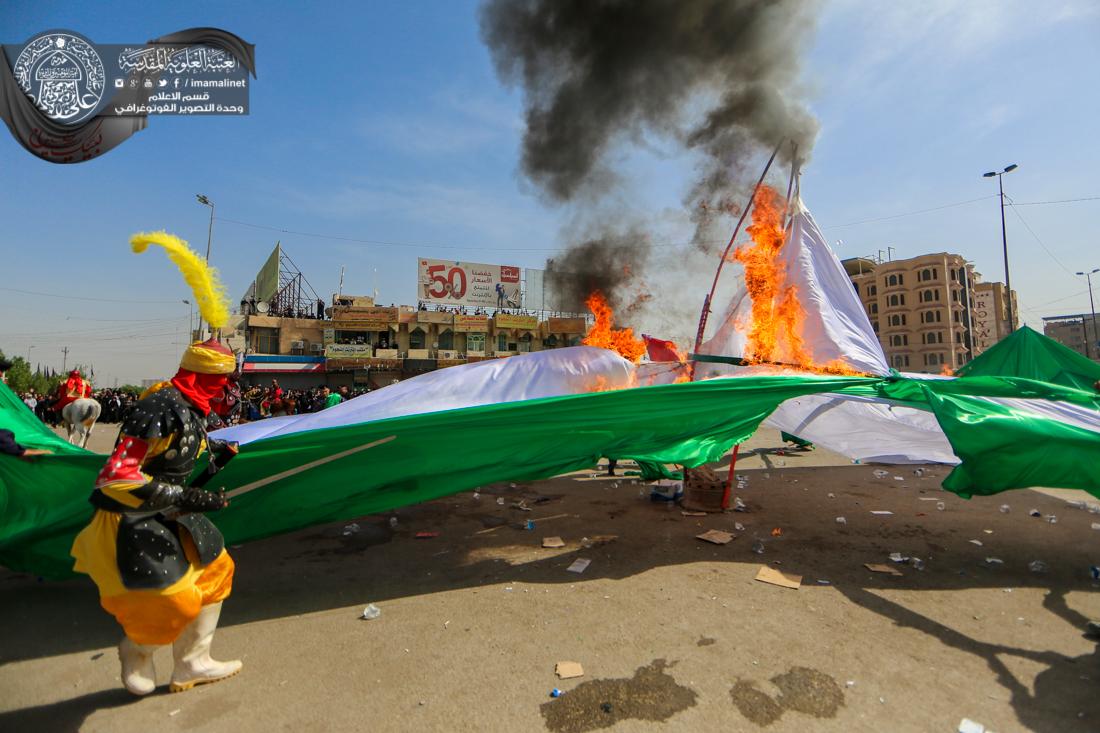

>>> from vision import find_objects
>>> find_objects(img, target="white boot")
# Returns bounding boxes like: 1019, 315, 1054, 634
168, 602, 242, 692
119, 636, 157, 696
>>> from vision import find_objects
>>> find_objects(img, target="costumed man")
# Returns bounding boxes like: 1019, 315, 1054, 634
56, 369, 92, 411
71, 231, 243, 696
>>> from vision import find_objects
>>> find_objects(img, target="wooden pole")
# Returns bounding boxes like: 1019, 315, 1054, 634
690, 140, 784, 378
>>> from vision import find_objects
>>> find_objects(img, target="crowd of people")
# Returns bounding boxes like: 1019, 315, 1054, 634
238, 380, 372, 420
20, 387, 139, 426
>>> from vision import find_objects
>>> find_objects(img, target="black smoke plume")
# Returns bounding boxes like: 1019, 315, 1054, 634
481, 0, 820, 330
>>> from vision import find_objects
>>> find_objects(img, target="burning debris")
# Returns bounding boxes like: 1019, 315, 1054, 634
583, 291, 647, 364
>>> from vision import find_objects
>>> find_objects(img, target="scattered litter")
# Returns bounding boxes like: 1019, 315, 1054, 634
555, 661, 584, 679
733, 497, 748, 512
1090, 566, 1100, 581
1068, 500, 1087, 510
1091, 523, 1100, 531
751, 540, 765, 555
1046, 515, 1058, 524
1089, 504, 1100, 515
913, 468, 926, 477
542, 536, 565, 548
845, 680, 856, 688
512, 501, 532, 512
496, 497, 505, 506
908, 557, 925, 570
754, 565, 802, 589
985, 557, 1004, 566
550, 688, 564, 698
566, 558, 591, 574
415, 531, 439, 539
888, 552, 908, 563
771, 527, 783, 537
524, 520, 535, 531
681, 510, 707, 517
1028, 560, 1049, 574
969, 539, 984, 547
472, 491, 480, 500
870, 510, 894, 516
958, 718, 986, 733
587, 534, 617, 546
983, 529, 993, 534
999, 504, 1011, 513
835, 516, 847, 525
827, 493, 835, 498
169, 709, 180, 717
865, 563, 903, 576
697, 529, 734, 545
936, 502, 946, 511
388, 516, 398, 528
1029, 509, 1041, 517
919, 497, 941, 501
509, 482, 517, 488
873, 469, 889, 478
342, 523, 360, 536
816, 579, 831, 585
360, 604, 381, 620
734, 522, 745, 531
600, 702, 613, 714
893, 476, 904, 481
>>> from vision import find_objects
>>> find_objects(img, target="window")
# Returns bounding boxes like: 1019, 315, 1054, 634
890, 334, 908, 347
869, 303, 879, 315
923, 331, 945, 345
438, 329, 454, 350
871, 320, 879, 333
868, 285, 878, 296
888, 293, 906, 307
466, 332, 486, 353
518, 333, 533, 352
953, 310, 961, 323
889, 314, 907, 327
497, 333, 508, 352
252, 327, 278, 354
409, 327, 426, 349
920, 309, 942, 324
886, 273, 904, 287
920, 288, 940, 303
952, 289, 961, 302
918, 268, 938, 282
893, 354, 910, 368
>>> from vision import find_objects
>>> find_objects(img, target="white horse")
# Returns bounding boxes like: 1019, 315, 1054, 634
61, 398, 101, 448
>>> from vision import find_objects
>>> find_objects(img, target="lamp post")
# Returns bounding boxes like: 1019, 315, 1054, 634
182, 299, 194, 343
26, 344, 34, 364
195, 194, 215, 338
1076, 268, 1099, 360
982, 164, 1018, 333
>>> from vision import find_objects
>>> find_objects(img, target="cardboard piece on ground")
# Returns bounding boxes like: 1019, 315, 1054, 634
681, 510, 707, 517
566, 558, 591, 574
555, 661, 584, 679
864, 563, 903, 576
542, 536, 566, 548
590, 534, 617, 545
696, 529, 734, 545
754, 565, 802, 589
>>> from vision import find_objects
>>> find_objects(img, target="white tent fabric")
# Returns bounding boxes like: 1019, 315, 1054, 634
214, 346, 634, 445
699, 197, 889, 377
764, 393, 959, 464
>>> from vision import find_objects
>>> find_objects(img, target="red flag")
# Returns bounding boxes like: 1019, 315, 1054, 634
642, 334, 684, 362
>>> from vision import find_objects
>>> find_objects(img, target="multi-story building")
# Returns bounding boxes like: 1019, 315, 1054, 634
844, 253, 984, 373
1043, 313, 1100, 362
232, 295, 590, 390
972, 281, 1018, 353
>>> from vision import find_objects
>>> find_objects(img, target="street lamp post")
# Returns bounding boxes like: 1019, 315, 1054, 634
195, 194, 215, 338
182, 299, 193, 342
983, 164, 1018, 334
1076, 268, 1099, 360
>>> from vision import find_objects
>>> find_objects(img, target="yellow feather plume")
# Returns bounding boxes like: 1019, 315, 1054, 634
130, 231, 229, 329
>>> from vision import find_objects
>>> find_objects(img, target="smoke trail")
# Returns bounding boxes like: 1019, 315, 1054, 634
481, 0, 820, 329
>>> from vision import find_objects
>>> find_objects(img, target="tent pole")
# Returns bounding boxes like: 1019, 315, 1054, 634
721, 443, 741, 510
690, 139, 783, 380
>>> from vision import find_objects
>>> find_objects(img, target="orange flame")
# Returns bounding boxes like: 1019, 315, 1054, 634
732, 185, 862, 377
582, 290, 647, 364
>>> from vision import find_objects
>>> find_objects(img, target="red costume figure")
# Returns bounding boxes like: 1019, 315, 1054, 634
56, 369, 91, 410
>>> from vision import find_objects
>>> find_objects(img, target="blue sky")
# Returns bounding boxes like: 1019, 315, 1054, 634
1, 0, 1098, 385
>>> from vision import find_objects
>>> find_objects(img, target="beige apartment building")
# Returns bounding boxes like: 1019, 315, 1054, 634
972, 281, 1018, 352
844, 253, 984, 373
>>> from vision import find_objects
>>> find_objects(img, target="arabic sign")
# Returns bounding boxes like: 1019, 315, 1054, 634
324, 344, 373, 359
453, 315, 489, 332
494, 313, 538, 330
547, 317, 588, 334
0, 28, 254, 162
418, 258, 522, 308
417, 311, 454, 325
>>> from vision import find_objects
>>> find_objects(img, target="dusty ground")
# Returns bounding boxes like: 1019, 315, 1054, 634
0, 425, 1097, 732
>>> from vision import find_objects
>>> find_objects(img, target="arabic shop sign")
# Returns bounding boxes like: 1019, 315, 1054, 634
1, 29, 254, 162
